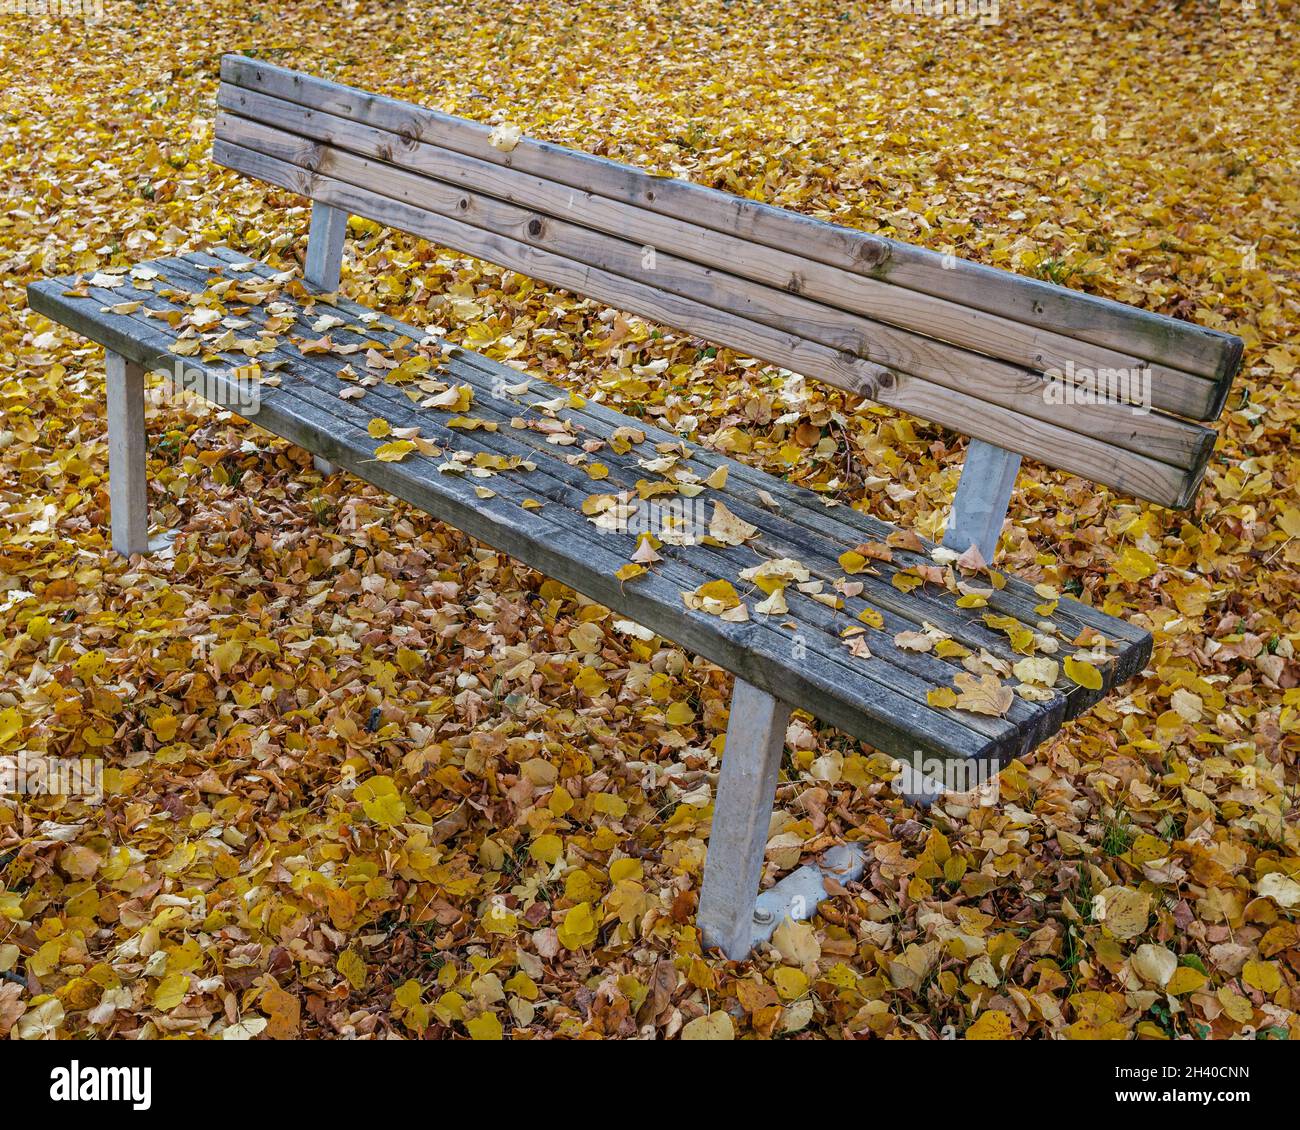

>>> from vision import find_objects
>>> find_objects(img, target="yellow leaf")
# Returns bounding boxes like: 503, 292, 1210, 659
574, 665, 608, 697
73, 649, 104, 679
773, 966, 808, 1001
530, 834, 563, 865
0, 707, 23, 745
447, 415, 496, 431
150, 712, 179, 741
357, 775, 406, 826
424, 383, 474, 411
1113, 546, 1157, 582
755, 588, 788, 615
965, 1009, 1012, 1040
927, 687, 958, 708
1217, 988, 1254, 1023
708, 501, 758, 545
892, 571, 923, 593
1242, 959, 1282, 994
681, 1011, 734, 1040
210, 639, 243, 676
374, 440, 417, 462
1257, 872, 1300, 909
857, 606, 884, 630
1095, 886, 1150, 941
665, 701, 695, 726
556, 902, 600, 949
367, 417, 391, 438
393, 979, 424, 1011
1013, 657, 1059, 687
337, 948, 367, 991
152, 973, 189, 1011
363, 792, 405, 826
615, 562, 647, 582
1166, 966, 1207, 996
953, 672, 1013, 717
1064, 655, 1103, 690
467, 1011, 504, 1040
591, 792, 627, 818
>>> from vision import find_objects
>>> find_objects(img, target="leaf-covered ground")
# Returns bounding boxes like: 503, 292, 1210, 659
1, 0, 1297, 1040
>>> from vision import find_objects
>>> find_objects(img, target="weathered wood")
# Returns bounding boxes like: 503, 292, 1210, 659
219, 55, 1244, 397
29, 277, 1015, 766
212, 137, 1208, 509
187, 246, 1152, 693
943, 441, 1023, 566
212, 108, 1216, 471
30, 252, 1151, 769
76, 265, 1030, 762
105, 350, 148, 556
305, 200, 347, 475
191, 245, 1156, 692
305, 199, 347, 292
216, 87, 1226, 422
698, 679, 791, 960
199, 247, 1155, 667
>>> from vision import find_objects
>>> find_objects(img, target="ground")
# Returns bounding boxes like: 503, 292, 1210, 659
0, 0, 1297, 1040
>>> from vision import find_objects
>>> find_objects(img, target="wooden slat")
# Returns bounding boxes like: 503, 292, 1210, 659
212, 137, 1207, 510
217, 83, 1226, 423
29, 268, 1042, 766
161, 252, 1067, 751
219, 54, 1244, 400
176, 246, 1150, 725
213, 106, 1216, 475
104, 251, 1062, 749
201, 247, 1153, 665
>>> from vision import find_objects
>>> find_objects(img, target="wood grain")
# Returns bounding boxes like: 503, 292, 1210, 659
213, 106, 1217, 471
219, 54, 1243, 399
216, 84, 1228, 422
26, 250, 1152, 770
212, 136, 1209, 509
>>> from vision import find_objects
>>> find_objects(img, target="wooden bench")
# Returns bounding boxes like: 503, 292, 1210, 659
27, 56, 1242, 960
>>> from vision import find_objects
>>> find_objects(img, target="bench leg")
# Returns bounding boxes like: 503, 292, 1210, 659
305, 201, 348, 478
698, 678, 790, 960
879, 438, 1021, 804
305, 200, 347, 293
105, 350, 148, 557
942, 438, 1022, 566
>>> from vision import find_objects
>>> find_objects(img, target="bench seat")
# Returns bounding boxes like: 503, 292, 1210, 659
28, 247, 1151, 772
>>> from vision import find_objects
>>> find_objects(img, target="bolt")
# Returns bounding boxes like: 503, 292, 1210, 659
752, 907, 774, 925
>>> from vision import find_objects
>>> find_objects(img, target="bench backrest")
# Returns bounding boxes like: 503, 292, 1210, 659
214, 56, 1242, 511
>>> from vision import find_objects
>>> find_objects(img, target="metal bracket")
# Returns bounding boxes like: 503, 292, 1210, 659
749, 843, 868, 949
